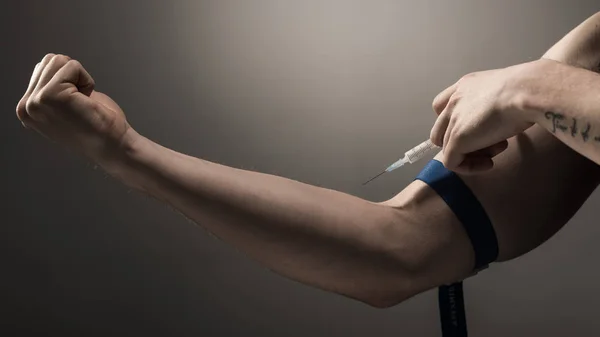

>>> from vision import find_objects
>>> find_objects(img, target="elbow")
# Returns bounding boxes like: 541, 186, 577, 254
330, 272, 419, 309
364, 298, 402, 309
360, 291, 416, 309
352, 278, 422, 309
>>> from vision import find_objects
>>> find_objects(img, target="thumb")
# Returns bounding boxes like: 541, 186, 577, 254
50, 59, 95, 97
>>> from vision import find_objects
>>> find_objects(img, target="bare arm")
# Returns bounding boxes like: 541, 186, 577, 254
476, 11, 600, 171
386, 13, 600, 290
427, 13, 600, 175
17, 11, 600, 310
97, 11, 600, 308
105, 133, 422, 307
515, 60, 600, 165
542, 11, 600, 72
385, 11, 600, 294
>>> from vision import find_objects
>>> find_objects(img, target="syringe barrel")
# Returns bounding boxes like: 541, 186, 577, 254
405, 139, 439, 164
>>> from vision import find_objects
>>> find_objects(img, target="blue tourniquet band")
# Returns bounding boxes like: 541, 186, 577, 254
414, 159, 499, 337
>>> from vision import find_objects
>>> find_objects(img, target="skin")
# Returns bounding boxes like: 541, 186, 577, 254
14, 11, 600, 309
431, 12, 600, 174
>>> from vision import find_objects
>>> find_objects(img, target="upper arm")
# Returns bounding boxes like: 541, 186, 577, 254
381, 124, 600, 297
459, 125, 600, 261
542, 11, 600, 72
375, 11, 600, 303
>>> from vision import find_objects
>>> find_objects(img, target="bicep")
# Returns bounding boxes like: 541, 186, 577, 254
460, 124, 600, 261
382, 124, 600, 294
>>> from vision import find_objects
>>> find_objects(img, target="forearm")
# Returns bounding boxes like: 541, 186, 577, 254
516, 60, 600, 166
102, 130, 416, 307
91, 11, 600, 309
511, 11, 600, 166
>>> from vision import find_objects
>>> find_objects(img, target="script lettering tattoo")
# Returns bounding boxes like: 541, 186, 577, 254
545, 113, 598, 143
545, 112, 568, 133
581, 123, 591, 142
571, 118, 579, 137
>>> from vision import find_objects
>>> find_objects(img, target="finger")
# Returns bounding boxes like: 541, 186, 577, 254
28, 54, 56, 93
35, 54, 71, 90
25, 63, 41, 95
441, 132, 467, 171
48, 59, 95, 97
432, 82, 458, 115
430, 109, 451, 147
469, 140, 509, 158
20, 113, 34, 129
16, 54, 55, 117
442, 115, 457, 152
438, 93, 461, 148
16, 63, 42, 121
455, 156, 494, 175
453, 141, 509, 174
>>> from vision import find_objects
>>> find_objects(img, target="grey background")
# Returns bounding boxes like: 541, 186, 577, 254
2, 0, 600, 336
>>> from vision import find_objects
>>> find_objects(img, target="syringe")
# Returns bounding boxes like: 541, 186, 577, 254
362, 139, 441, 186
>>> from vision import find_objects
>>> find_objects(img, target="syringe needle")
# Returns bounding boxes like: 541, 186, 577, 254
362, 170, 387, 186
362, 138, 438, 187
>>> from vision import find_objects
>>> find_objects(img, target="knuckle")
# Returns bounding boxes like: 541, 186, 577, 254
43, 53, 56, 62
430, 128, 437, 142
54, 54, 71, 64
16, 101, 26, 120
47, 54, 62, 65
447, 95, 460, 109
432, 97, 444, 113
37, 89, 55, 104
26, 92, 48, 112
25, 97, 38, 114
451, 130, 468, 147
430, 131, 441, 146
67, 59, 82, 69
66, 59, 85, 75
453, 133, 466, 145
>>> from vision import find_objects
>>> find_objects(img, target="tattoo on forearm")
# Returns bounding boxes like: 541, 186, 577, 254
544, 111, 600, 143
570, 118, 579, 137
582, 123, 591, 142
545, 112, 568, 133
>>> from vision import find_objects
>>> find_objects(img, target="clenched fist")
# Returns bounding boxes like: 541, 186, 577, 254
16, 53, 134, 164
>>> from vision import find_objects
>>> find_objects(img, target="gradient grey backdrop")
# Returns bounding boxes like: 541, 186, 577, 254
3, 0, 600, 336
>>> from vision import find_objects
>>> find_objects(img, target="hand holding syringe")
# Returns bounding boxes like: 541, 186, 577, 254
363, 139, 441, 185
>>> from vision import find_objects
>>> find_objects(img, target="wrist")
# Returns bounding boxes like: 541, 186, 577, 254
96, 127, 154, 188
507, 59, 560, 124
